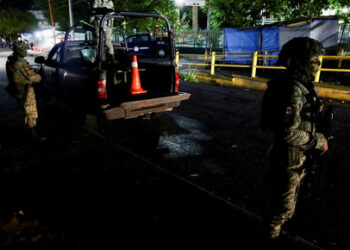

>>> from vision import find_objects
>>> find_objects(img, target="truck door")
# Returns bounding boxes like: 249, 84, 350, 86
41, 44, 62, 99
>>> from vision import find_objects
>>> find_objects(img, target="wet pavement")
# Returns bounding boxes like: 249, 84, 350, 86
0, 87, 325, 249
0, 112, 321, 249
0, 47, 335, 249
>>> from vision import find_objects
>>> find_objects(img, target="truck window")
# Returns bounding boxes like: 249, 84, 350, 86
81, 48, 97, 63
46, 45, 61, 67
138, 35, 150, 42
67, 28, 95, 42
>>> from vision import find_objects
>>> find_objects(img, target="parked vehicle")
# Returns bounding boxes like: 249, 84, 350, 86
35, 10, 190, 122
125, 32, 168, 56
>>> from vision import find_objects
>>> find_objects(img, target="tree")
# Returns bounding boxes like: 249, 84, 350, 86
33, 0, 178, 30
33, 0, 91, 30
202, 0, 350, 29
0, 9, 38, 40
0, 0, 35, 10
113, 0, 178, 30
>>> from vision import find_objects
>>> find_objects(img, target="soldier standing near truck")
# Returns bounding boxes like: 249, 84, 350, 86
260, 37, 329, 240
6, 40, 42, 138
90, 0, 114, 57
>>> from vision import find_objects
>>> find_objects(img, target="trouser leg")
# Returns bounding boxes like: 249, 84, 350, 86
263, 156, 307, 239
24, 87, 38, 129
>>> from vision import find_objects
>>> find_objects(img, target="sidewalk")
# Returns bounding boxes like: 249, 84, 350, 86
178, 54, 350, 102
194, 72, 350, 102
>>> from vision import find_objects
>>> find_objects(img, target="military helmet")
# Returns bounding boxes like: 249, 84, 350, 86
277, 37, 324, 79
13, 40, 28, 57
277, 37, 324, 67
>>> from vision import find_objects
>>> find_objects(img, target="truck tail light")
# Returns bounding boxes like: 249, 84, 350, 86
175, 72, 180, 92
97, 79, 107, 99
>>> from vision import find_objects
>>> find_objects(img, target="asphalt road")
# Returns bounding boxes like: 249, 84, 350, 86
84, 80, 350, 249
1, 48, 350, 249
158, 82, 350, 249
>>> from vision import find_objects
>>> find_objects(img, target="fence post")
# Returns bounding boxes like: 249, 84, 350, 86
314, 56, 323, 83
338, 48, 344, 68
264, 50, 268, 66
204, 50, 208, 65
210, 52, 216, 75
251, 51, 258, 78
176, 51, 179, 71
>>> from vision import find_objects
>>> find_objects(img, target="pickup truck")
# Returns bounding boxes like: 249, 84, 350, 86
125, 33, 166, 56
35, 10, 190, 122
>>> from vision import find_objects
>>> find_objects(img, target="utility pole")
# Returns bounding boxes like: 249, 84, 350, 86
68, 0, 74, 27
206, 0, 210, 32
205, 0, 210, 51
48, 0, 56, 44
192, 6, 198, 31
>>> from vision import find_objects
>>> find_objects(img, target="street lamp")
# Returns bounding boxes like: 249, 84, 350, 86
205, 0, 210, 51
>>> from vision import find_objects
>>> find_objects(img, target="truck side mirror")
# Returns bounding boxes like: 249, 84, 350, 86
35, 56, 46, 64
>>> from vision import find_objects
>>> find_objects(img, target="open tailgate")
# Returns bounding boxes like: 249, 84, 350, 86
103, 92, 191, 120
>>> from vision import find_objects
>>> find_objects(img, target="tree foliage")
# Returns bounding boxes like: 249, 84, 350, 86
0, 0, 35, 10
3, 0, 349, 33
204, 0, 350, 29
0, 9, 38, 39
32, 0, 178, 30
33, 0, 91, 30
113, 0, 178, 30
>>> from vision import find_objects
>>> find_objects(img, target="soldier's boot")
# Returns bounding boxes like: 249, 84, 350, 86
264, 225, 282, 239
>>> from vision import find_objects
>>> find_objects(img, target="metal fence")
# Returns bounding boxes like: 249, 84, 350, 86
176, 51, 350, 83
175, 23, 350, 52
175, 30, 224, 52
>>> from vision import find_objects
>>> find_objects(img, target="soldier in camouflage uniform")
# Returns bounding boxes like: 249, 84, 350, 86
6, 40, 41, 135
261, 37, 328, 239
91, 0, 114, 56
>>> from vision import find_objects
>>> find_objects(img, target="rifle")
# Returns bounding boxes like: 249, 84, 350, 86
317, 105, 335, 142
292, 106, 334, 230
289, 105, 335, 228
309, 105, 335, 196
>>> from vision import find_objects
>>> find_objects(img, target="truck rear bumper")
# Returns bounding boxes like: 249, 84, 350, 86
103, 92, 191, 120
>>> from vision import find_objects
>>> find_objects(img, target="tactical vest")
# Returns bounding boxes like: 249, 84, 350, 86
261, 78, 320, 137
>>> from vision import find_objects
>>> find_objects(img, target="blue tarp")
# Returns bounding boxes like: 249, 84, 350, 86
262, 27, 279, 66
310, 19, 338, 48
224, 28, 260, 65
224, 18, 339, 66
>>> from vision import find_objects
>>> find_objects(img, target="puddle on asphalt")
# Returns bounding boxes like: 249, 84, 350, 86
158, 113, 212, 159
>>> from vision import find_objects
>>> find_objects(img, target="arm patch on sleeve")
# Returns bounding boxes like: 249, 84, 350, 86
284, 106, 297, 123
285, 106, 296, 115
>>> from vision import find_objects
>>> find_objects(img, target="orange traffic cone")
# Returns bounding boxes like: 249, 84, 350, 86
130, 55, 147, 95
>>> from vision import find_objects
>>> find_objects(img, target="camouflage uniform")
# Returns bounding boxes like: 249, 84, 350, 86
91, 0, 114, 55
6, 41, 41, 130
261, 37, 327, 239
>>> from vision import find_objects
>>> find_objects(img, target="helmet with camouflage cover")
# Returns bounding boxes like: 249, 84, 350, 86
277, 37, 324, 79
13, 40, 28, 57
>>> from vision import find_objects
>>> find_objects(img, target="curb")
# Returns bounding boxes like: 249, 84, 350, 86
196, 72, 350, 102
